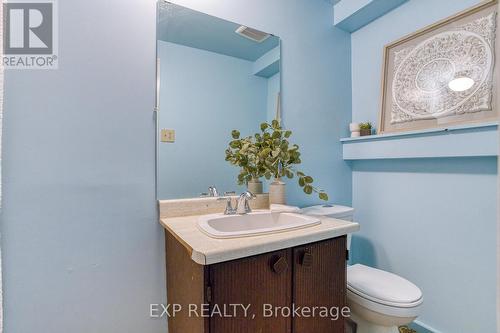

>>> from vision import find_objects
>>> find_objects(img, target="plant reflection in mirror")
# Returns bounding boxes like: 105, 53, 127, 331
225, 120, 329, 201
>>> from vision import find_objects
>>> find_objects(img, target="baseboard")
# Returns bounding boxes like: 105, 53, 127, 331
409, 320, 444, 333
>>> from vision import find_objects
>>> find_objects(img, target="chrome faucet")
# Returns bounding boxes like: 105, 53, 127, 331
201, 186, 221, 197
235, 191, 255, 215
217, 191, 255, 215
208, 186, 219, 197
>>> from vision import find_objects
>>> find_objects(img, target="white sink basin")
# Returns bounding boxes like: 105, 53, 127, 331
197, 211, 321, 239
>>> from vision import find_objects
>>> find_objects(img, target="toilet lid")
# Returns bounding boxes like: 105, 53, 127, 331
300, 205, 354, 218
347, 264, 423, 307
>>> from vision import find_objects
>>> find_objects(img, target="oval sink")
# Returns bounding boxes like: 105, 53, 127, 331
197, 211, 321, 238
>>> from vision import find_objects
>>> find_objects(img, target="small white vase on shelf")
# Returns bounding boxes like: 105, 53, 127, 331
350, 122, 360, 138
247, 178, 263, 194
269, 178, 286, 204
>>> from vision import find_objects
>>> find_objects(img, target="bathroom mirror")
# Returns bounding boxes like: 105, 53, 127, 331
156, 2, 281, 199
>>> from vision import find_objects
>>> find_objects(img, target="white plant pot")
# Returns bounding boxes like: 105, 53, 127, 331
247, 178, 263, 194
351, 131, 361, 138
349, 122, 360, 132
269, 178, 286, 205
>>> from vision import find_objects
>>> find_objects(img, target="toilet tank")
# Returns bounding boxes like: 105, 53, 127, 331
300, 204, 355, 251
300, 204, 354, 221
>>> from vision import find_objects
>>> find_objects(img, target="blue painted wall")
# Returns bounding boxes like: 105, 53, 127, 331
351, 158, 497, 332
350, 0, 497, 332
170, 0, 353, 207
1, 0, 352, 332
253, 46, 281, 77
267, 73, 280, 122
2, 0, 163, 332
158, 41, 268, 198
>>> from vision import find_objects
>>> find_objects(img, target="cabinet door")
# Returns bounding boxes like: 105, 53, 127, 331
209, 249, 292, 333
292, 236, 347, 333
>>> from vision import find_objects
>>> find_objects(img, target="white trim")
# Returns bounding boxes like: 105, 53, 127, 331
341, 123, 498, 160
340, 121, 498, 142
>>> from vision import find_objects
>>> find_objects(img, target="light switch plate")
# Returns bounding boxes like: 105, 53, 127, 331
161, 129, 175, 143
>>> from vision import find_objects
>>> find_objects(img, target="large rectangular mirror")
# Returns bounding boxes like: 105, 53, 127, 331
156, 2, 281, 199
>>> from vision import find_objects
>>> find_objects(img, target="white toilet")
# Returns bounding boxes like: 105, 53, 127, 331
301, 205, 423, 333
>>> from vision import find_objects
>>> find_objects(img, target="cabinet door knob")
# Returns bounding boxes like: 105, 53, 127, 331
301, 252, 313, 267
272, 257, 288, 274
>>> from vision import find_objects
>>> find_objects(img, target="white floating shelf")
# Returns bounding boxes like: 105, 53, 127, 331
341, 122, 498, 160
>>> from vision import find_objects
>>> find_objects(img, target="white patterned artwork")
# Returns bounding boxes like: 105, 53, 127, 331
379, 1, 498, 133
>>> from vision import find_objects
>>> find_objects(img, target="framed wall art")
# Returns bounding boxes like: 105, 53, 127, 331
378, 0, 499, 134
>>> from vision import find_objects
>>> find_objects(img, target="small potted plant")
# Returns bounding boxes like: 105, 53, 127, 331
227, 120, 329, 204
257, 120, 329, 204
359, 122, 373, 136
225, 131, 266, 194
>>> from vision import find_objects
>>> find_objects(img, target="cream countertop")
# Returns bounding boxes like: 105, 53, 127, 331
160, 212, 359, 265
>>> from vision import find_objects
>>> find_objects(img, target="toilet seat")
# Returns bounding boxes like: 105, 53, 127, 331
347, 264, 423, 318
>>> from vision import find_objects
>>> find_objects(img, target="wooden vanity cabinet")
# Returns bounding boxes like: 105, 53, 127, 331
292, 238, 347, 333
209, 248, 292, 333
165, 232, 347, 333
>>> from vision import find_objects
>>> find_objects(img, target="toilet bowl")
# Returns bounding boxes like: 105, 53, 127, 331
301, 205, 423, 333
347, 264, 423, 333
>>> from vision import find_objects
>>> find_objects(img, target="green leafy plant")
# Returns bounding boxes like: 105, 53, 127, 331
225, 120, 329, 201
225, 131, 267, 185
359, 122, 373, 130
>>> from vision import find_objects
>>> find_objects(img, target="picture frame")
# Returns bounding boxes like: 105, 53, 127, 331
378, 0, 499, 134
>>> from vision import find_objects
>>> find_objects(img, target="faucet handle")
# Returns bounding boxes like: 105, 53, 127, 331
217, 197, 235, 215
